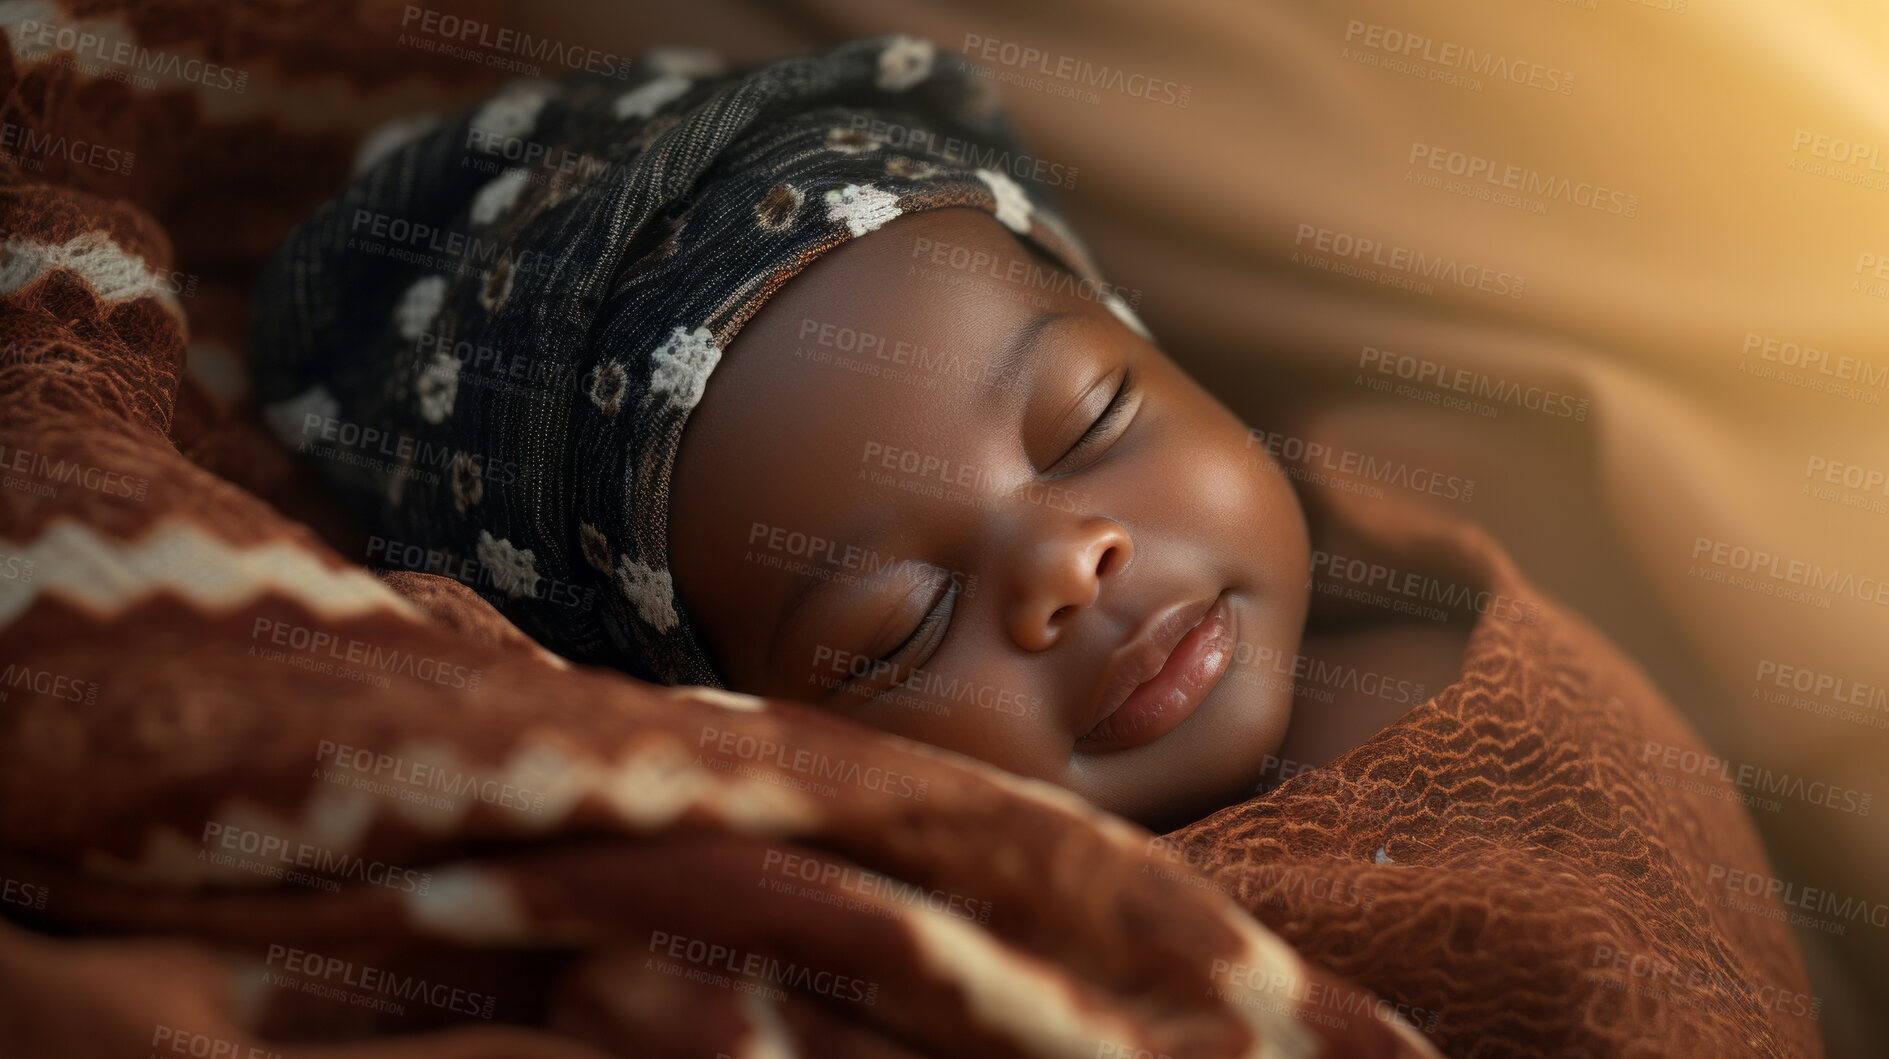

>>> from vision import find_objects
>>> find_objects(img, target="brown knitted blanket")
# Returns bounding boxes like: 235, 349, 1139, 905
1166, 488, 1824, 1058
0, 3, 1817, 1057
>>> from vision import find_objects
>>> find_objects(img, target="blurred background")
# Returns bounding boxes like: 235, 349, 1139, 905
424, 1, 1889, 1053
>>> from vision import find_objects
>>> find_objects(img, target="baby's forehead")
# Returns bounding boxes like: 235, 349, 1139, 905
738, 208, 1082, 381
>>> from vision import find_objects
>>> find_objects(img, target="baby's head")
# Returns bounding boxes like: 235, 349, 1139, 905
254, 37, 1309, 828
672, 208, 1309, 825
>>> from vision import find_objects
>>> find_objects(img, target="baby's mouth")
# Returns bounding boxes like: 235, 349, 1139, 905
1078, 590, 1236, 752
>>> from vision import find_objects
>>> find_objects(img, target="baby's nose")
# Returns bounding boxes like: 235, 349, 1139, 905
1003, 515, 1133, 651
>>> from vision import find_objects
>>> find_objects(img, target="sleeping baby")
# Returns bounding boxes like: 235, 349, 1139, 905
253, 36, 1494, 832
249, 36, 1823, 1056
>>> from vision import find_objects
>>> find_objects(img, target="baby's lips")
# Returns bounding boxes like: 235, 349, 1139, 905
1080, 592, 1235, 751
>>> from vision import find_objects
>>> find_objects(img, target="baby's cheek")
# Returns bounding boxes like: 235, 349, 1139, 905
1172, 423, 1307, 562
848, 665, 1064, 781
1184, 424, 1314, 663
1233, 426, 1308, 544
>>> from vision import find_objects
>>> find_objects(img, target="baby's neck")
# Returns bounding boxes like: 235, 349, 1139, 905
1266, 618, 1471, 785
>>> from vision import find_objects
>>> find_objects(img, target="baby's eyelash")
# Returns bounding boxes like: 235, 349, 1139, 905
847, 575, 958, 703
882, 578, 954, 664
1056, 366, 1136, 470
1091, 369, 1135, 438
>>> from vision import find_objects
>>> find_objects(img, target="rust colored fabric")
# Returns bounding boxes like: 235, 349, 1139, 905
1165, 485, 1823, 1058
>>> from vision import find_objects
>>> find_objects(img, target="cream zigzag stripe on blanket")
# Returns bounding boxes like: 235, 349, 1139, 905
410, 850, 1259, 1059
900, 899, 1309, 1059
10, 515, 1405, 1054
0, 229, 184, 318
79, 727, 823, 889
0, 518, 419, 627
390, 855, 1323, 1059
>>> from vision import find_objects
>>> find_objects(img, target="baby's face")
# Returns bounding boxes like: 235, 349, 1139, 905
670, 208, 1309, 828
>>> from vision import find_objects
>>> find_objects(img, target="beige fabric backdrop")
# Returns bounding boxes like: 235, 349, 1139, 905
510, 2, 1889, 1052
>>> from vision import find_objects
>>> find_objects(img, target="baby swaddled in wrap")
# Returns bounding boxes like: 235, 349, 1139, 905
249, 36, 1821, 1056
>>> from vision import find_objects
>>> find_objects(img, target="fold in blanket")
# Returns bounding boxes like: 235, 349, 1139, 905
1166, 484, 1823, 1058
0, 2, 1821, 1056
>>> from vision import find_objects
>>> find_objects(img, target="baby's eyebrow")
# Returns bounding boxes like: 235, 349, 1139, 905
992, 309, 1078, 388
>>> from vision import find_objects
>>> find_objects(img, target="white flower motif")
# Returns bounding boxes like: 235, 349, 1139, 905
352, 113, 440, 175
260, 384, 338, 450
470, 168, 532, 225
823, 183, 902, 237
476, 530, 542, 600
646, 46, 725, 79
648, 325, 721, 411
394, 275, 448, 343
416, 349, 459, 424
876, 36, 935, 92
1103, 291, 1153, 341
616, 557, 679, 632
469, 80, 557, 143
614, 74, 691, 121
976, 168, 1032, 233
